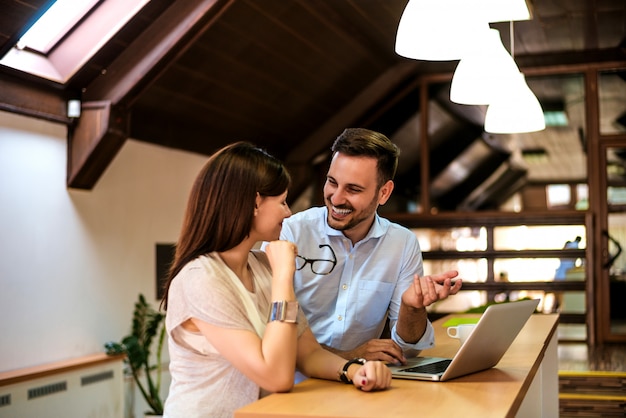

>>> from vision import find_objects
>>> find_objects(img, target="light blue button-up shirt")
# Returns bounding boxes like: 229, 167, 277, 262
281, 207, 434, 356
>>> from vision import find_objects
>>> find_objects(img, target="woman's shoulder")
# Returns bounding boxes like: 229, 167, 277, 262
174, 253, 228, 284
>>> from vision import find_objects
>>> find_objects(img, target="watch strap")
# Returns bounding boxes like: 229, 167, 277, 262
338, 358, 366, 384
268, 300, 299, 323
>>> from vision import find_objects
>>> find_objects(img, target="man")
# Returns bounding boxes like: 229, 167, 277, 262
281, 128, 462, 365
553, 235, 582, 311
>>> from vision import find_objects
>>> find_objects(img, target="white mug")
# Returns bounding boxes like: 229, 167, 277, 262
446, 324, 476, 345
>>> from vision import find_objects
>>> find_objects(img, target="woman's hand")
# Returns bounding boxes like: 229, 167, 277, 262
352, 361, 392, 392
265, 240, 298, 281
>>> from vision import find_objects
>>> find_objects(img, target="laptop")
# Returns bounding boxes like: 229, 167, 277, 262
388, 298, 540, 382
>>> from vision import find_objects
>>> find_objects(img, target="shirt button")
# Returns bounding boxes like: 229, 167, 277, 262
337, 315, 343, 321
342, 284, 348, 290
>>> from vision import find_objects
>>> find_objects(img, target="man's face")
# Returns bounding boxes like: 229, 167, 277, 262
323, 152, 393, 242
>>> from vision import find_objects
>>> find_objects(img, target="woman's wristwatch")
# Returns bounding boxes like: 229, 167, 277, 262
338, 358, 367, 384
268, 300, 299, 323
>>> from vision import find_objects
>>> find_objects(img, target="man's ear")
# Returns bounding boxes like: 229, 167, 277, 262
378, 180, 394, 205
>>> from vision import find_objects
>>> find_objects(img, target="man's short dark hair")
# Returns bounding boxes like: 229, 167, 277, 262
331, 128, 400, 187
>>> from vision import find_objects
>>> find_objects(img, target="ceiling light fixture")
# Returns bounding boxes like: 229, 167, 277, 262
395, 0, 484, 61
484, 21, 545, 133
395, 0, 543, 133
450, 27, 520, 105
484, 71, 546, 133
395, 0, 532, 61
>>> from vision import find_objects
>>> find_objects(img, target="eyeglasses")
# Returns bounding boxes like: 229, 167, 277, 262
296, 244, 337, 275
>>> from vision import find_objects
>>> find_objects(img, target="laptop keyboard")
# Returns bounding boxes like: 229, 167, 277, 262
400, 359, 452, 374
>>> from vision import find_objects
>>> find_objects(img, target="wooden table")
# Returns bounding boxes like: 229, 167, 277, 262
235, 313, 559, 418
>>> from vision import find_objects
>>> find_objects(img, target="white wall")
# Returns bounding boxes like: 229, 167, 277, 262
0, 110, 207, 374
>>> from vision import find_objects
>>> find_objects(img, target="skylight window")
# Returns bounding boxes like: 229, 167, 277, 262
17, 0, 100, 55
1, 0, 148, 84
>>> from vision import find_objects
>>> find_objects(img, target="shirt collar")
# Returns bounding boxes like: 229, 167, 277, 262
322, 207, 385, 242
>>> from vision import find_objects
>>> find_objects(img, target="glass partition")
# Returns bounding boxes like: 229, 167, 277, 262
412, 220, 587, 318
606, 146, 626, 336
601, 70, 626, 339
599, 71, 626, 135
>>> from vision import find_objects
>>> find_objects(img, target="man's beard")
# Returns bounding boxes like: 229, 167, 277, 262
325, 198, 378, 232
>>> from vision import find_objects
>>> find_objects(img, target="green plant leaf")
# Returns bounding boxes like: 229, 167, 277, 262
103, 293, 165, 415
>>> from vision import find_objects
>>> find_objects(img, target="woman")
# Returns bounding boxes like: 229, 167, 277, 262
161, 142, 391, 417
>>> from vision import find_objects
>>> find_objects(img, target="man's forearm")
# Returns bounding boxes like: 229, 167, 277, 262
395, 303, 428, 343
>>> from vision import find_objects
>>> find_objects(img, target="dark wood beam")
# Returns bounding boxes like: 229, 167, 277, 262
67, 101, 128, 189
68, 0, 236, 189
0, 72, 69, 124
516, 48, 626, 73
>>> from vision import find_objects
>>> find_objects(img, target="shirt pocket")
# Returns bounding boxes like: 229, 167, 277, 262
355, 280, 395, 327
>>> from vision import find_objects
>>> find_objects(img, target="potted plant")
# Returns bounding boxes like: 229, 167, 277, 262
105, 293, 166, 416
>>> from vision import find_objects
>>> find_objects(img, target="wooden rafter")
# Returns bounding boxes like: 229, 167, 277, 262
67, 0, 236, 189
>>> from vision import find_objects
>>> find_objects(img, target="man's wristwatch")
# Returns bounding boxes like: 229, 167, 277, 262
338, 358, 367, 384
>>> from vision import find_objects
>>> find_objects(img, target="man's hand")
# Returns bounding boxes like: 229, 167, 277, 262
323, 339, 406, 364
402, 270, 462, 309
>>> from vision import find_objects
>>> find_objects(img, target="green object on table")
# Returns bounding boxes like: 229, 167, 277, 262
442, 317, 480, 327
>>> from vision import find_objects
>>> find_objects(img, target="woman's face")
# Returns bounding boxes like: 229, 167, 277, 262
251, 190, 291, 242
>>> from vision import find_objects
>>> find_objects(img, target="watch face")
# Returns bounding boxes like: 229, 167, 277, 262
269, 300, 299, 323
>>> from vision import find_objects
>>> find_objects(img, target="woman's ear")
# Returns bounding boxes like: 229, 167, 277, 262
254, 192, 262, 215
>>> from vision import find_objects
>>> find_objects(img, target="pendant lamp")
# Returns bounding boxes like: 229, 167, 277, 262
395, 0, 531, 61
395, 0, 484, 61
450, 28, 520, 105
484, 72, 546, 133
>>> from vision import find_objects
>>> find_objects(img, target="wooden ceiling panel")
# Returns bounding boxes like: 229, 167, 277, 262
188, 11, 359, 103
142, 83, 275, 135
497, 19, 539, 56
130, 105, 241, 157
597, 10, 626, 49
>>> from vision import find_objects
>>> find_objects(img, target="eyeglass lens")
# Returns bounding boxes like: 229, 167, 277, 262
295, 257, 335, 275
295, 244, 336, 275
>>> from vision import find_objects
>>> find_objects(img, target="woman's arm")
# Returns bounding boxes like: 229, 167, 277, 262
190, 240, 302, 392
296, 328, 392, 392
190, 318, 298, 392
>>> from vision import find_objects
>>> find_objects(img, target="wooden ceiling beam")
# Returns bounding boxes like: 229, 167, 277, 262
68, 0, 236, 189
67, 101, 128, 189
0, 72, 69, 124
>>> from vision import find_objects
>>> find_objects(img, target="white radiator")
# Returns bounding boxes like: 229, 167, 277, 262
0, 356, 124, 418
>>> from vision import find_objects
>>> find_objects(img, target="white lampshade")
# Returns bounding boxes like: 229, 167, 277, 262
450, 28, 520, 105
395, 0, 485, 61
395, 0, 532, 61
484, 72, 546, 133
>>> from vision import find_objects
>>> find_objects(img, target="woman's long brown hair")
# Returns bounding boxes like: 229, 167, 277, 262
160, 142, 290, 310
